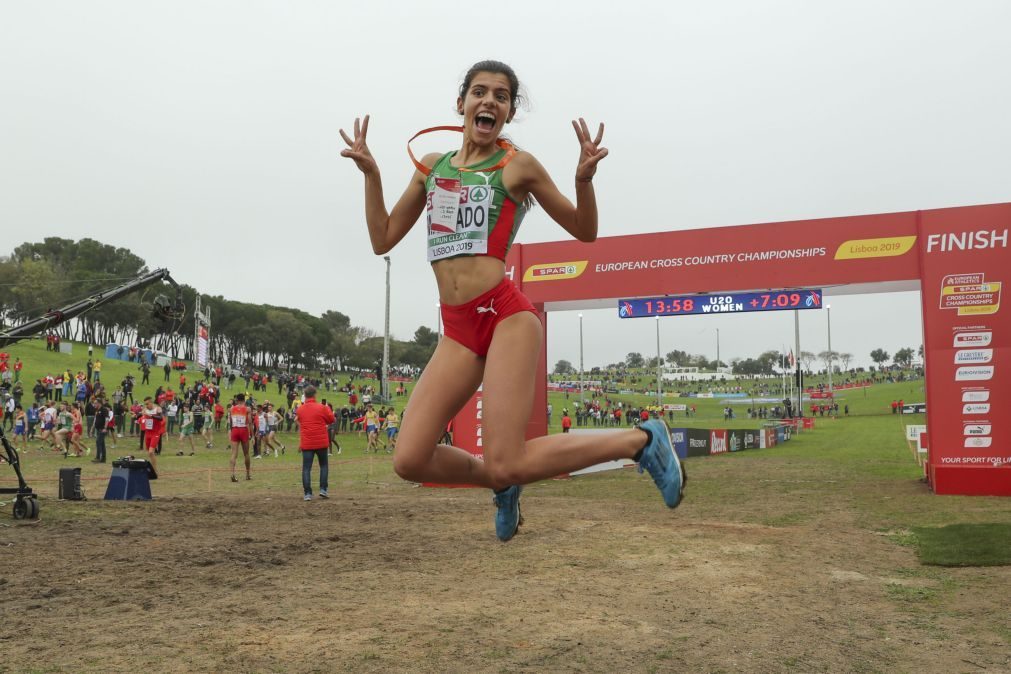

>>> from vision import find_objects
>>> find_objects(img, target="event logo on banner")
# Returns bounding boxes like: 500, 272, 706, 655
938, 273, 1002, 316
920, 213, 1010, 495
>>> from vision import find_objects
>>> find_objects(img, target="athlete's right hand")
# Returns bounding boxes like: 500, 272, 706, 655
339, 115, 378, 175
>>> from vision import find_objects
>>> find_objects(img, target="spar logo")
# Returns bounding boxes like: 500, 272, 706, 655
953, 331, 992, 347
710, 430, 728, 454
955, 366, 995, 381
619, 301, 635, 318
523, 261, 588, 283
963, 403, 991, 414
954, 349, 993, 364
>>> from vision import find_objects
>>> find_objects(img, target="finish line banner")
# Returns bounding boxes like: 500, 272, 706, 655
618, 289, 822, 318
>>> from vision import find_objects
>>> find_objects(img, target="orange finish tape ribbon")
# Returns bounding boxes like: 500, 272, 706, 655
408, 125, 516, 176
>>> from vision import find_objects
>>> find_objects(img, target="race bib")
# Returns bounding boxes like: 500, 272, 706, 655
231, 414, 247, 428
427, 177, 492, 262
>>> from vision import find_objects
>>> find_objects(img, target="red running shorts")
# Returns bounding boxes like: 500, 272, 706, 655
230, 427, 250, 443
441, 278, 538, 356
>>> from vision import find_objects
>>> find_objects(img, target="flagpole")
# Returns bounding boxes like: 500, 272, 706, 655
781, 347, 786, 401
794, 310, 802, 418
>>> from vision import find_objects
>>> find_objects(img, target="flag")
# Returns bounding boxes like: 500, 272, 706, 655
788, 349, 796, 368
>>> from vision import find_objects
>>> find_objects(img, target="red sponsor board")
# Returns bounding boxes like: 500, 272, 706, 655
919, 205, 1011, 494
710, 429, 728, 454
426, 390, 483, 488
514, 211, 920, 306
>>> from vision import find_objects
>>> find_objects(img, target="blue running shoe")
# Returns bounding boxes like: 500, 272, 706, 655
493, 485, 522, 541
637, 419, 686, 509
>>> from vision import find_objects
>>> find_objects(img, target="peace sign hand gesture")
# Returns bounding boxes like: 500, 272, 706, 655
339, 115, 378, 176
572, 118, 608, 182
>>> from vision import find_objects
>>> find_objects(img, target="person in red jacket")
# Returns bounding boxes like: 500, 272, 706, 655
296, 386, 336, 501
561, 413, 572, 433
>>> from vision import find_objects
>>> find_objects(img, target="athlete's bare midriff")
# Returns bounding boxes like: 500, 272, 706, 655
432, 255, 506, 305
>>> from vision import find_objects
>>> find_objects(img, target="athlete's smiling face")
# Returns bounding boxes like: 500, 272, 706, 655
458, 71, 514, 145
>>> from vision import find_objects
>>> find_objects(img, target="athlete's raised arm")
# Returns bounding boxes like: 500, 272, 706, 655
340, 115, 435, 255
512, 118, 608, 243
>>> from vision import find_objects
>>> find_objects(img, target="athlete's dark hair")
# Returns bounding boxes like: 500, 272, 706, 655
459, 60, 523, 113
458, 60, 536, 210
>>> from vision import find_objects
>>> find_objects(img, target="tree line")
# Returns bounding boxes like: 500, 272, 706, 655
0, 237, 437, 371
556, 345, 923, 377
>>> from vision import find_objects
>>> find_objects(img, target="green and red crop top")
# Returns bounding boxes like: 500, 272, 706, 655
422, 148, 527, 263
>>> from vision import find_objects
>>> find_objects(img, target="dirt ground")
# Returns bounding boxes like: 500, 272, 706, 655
2, 479, 1009, 674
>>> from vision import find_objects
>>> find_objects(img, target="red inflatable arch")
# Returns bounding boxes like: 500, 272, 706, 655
449, 202, 1010, 496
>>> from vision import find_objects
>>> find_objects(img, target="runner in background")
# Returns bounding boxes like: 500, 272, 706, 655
364, 404, 379, 452
229, 394, 253, 482
177, 403, 196, 455
202, 401, 215, 448
69, 402, 90, 457
384, 408, 399, 452
213, 401, 224, 431
11, 405, 27, 451
54, 403, 73, 455
39, 401, 59, 451
252, 404, 266, 459
140, 396, 164, 471
265, 403, 285, 456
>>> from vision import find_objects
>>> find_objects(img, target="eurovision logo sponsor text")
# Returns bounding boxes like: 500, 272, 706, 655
955, 366, 995, 381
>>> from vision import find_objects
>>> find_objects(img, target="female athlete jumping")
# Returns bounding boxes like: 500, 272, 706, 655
340, 60, 684, 541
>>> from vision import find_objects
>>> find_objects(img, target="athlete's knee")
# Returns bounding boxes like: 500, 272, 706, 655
392, 450, 427, 482
483, 458, 524, 490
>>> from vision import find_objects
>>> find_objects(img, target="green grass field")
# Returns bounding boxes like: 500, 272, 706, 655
1, 336, 1006, 565
3, 337, 1010, 673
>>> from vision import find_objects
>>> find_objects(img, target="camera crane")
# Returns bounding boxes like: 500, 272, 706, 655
1, 268, 184, 519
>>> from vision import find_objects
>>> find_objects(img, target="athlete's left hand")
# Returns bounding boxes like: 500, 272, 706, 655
572, 118, 608, 182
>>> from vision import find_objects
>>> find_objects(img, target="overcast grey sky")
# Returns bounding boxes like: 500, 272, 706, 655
2, 1, 1009, 370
